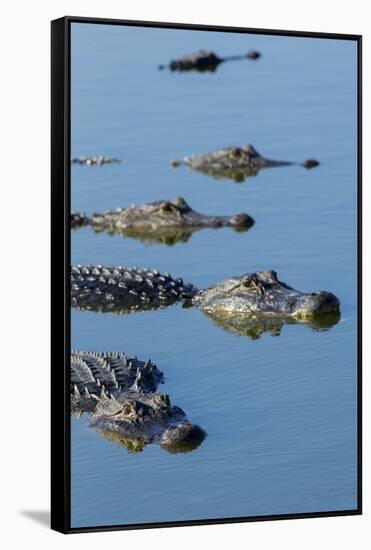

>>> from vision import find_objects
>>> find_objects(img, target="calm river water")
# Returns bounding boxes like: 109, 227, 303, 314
70, 23, 358, 528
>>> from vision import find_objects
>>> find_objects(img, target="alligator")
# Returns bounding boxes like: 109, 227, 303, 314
70, 197, 254, 245
71, 156, 121, 166
171, 144, 319, 182
158, 49, 261, 73
71, 266, 340, 334
71, 350, 206, 453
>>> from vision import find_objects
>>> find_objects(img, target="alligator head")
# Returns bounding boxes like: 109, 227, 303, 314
193, 270, 340, 322
90, 391, 206, 453
71, 351, 206, 453
88, 197, 254, 245
179, 145, 318, 182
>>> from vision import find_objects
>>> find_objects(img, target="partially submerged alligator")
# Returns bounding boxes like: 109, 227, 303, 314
70, 197, 254, 245
71, 156, 121, 166
71, 266, 340, 335
71, 350, 206, 453
159, 49, 261, 73
172, 144, 319, 182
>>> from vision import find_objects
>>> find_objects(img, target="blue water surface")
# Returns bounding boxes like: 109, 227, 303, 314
70, 23, 358, 528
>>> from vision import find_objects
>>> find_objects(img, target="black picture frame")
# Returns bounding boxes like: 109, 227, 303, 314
51, 16, 362, 534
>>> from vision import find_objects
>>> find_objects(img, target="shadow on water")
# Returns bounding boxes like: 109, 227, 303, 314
202, 311, 341, 340
20, 510, 50, 528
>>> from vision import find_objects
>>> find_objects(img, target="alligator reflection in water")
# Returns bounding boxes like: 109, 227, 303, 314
71, 197, 254, 245
202, 311, 341, 340
71, 351, 206, 453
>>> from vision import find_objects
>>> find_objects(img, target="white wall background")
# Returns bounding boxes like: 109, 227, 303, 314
1, 0, 369, 547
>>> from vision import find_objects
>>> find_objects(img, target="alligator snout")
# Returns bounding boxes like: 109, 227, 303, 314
292, 291, 340, 317
229, 212, 255, 229
161, 422, 206, 452
302, 159, 320, 169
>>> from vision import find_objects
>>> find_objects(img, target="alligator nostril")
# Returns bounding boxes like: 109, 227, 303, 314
172, 197, 187, 208
265, 270, 278, 281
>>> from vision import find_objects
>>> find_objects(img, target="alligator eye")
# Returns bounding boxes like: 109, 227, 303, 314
122, 404, 132, 415
229, 147, 243, 158
241, 275, 253, 287
119, 401, 137, 417
160, 202, 173, 212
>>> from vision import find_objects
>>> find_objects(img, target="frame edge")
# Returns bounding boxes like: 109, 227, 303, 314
51, 16, 70, 534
